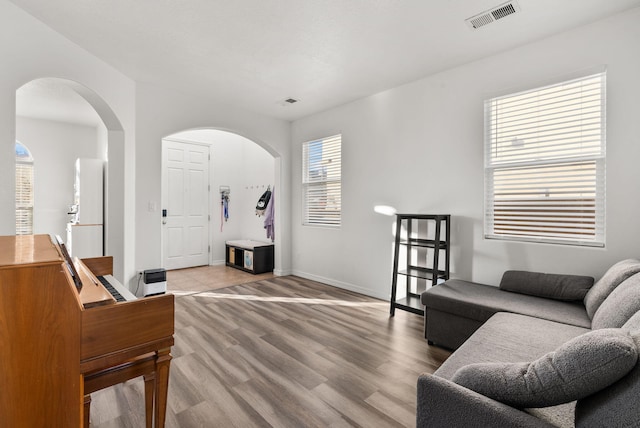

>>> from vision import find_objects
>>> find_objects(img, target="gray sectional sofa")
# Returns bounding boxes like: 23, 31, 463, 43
417, 260, 640, 427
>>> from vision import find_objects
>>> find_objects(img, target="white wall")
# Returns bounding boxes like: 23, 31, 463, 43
167, 130, 275, 264
0, 0, 136, 283
291, 8, 640, 299
16, 116, 99, 239
135, 83, 291, 277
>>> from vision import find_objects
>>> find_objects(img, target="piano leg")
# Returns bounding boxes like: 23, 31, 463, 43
154, 348, 172, 428
83, 394, 91, 428
143, 373, 156, 428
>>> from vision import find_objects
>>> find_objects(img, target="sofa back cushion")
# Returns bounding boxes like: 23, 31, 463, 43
592, 273, 640, 329
584, 259, 640, 319
499, 271, 593, 301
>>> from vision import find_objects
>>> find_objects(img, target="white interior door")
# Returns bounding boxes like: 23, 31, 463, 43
162, 140, 210, 270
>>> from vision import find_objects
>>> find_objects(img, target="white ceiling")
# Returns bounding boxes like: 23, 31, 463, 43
11, 0, 640, 123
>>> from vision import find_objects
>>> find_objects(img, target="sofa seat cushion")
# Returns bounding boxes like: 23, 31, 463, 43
435, 312, 590, 428
422, 279, 591, 329
434, 312, 590, 380
451, 329, 637, 408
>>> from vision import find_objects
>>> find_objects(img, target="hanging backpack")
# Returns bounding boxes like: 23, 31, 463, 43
255, 189, 271, 216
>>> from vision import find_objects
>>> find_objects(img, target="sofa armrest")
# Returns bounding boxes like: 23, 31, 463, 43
417, 374, 555, 428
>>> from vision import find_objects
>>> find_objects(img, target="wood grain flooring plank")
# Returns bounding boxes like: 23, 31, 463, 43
233, 377, 341, 428
260, 332, 337, 376
277, 316, 388, 371
90, 379, 146, 427
312, 382, 405, 428
167, 357, 208, 415
316, 346, 418, 407
229, 346, 346, 427
226, 328, 328, 390
171, 350, 267, 427
191, 344, 254, 387
364, 390, 416, 428
173, 400, 237, 428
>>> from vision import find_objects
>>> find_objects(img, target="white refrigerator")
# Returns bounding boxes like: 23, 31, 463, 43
67, 158, 104, 258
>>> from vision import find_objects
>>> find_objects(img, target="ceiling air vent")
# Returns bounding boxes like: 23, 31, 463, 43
466, 1, 520, 29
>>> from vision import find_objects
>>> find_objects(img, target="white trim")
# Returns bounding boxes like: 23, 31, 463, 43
291, 270, 388, 301
273, 268, 291, 276
484, 64, 608, 101
483, 71, 606, 247
162, 136, 211, 147
302, 134, 342, 227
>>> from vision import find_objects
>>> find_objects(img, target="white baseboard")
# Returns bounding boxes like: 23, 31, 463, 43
290, 270, 388, 301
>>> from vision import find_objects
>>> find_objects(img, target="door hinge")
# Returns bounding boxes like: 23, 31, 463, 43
208, 215, 211, 221
208, 245, 211, 253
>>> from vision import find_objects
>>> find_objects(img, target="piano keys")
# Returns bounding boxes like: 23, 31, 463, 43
96, 274, 137, 302
0, 235, 174, 428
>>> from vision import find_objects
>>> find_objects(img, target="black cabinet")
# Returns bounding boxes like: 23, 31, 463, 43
225, 240, 274, 274
390, 214, 450, 316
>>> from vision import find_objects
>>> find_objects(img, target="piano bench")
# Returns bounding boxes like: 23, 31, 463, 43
84, 352, 157, 428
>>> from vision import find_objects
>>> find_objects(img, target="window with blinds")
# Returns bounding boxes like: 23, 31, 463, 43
302, 134, 341, 227
15, 141, 34, 235
484, 72, 606, 246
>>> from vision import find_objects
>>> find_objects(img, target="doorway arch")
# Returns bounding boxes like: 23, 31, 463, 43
161, 128, 282, 273
15, 77, 128, 281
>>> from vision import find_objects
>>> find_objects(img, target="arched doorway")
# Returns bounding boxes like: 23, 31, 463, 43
15, 78, 128, 281
161, 129, 276, 270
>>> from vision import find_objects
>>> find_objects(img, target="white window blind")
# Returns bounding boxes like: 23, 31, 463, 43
15, 141, 34, 235
302, 134, 341, 227
484, 72, 605, 246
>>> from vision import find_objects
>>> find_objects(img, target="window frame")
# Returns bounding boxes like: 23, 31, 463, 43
302, 134, 342, 228
483, 71, 606, 247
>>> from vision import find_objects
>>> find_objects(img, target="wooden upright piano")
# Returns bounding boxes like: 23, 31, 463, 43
0, 234, 174, 427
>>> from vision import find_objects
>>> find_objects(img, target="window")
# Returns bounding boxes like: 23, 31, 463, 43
484, 72, 606, 247
302, 134, 341, 227
15, 141, 34, 235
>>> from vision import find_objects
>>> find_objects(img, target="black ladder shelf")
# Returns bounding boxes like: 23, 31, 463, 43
390, 214, 450, 316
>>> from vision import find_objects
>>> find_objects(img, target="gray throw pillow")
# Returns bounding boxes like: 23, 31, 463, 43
623, 311, 640, 335
575, 334, 640, 427
584, 259, 640, 319
451, 329, 638, 408
500, 270, 594, 301
592, 273, 640, 329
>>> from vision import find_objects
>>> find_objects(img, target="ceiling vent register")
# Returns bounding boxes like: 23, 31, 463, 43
466, 1, 520, 29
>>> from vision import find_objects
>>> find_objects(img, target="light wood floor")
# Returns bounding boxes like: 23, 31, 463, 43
89, 267, 450, 427
166, 265, 275, 294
